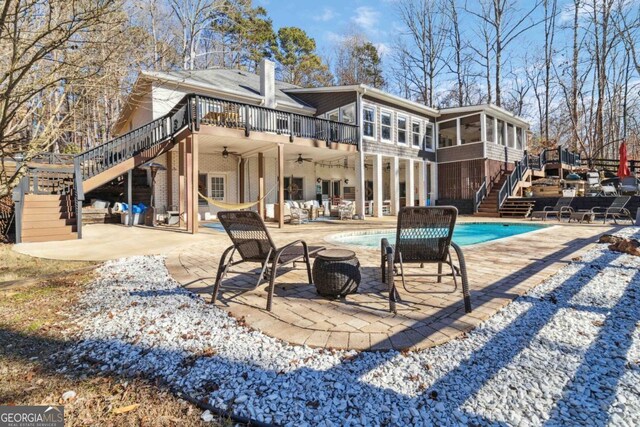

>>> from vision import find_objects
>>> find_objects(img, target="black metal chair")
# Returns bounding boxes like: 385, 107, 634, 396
212, 210, 324, 311
381, 206, 472, 314
530, 197, 574, 221
592, 196, 633, 224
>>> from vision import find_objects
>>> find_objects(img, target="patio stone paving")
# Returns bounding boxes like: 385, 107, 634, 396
166, 217, 616, 351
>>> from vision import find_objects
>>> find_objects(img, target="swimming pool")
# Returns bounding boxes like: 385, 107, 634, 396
328, 222, 548, 248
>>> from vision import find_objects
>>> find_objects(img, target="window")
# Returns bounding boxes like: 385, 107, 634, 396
327, 109, 339, 122
340, 104, 356, 124
397, 115, 407, 144
497, 119, 506, 146
424, 123, 434, 150
516, 127, 525, 149
210, 176, 225, 201
363, 106, 375, 138
412, 121, 421, 147
485, 115, 495, 143
438, 120, 457, 147
381, 111, 392, 141
284, 177, 304, 201
460, 115, 481, 144
507, 123, 515, 148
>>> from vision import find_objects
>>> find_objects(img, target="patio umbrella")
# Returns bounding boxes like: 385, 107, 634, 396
617, 141, 631, 178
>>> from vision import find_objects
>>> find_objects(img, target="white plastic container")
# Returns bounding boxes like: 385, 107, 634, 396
120, 212, 141, 225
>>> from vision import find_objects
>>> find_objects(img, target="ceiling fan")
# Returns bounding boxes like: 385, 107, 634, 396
221, 146, 239, 158
291, 153, 312, 164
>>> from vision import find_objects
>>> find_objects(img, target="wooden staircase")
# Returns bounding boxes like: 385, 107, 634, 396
499, 198, 535, 217
20, 194, 77, 242
474, 174, 509, 217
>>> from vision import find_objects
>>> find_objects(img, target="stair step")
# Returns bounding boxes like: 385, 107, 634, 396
22, 219, 77, 229
21, 225, 77, 238
22, 233, 77, 243
23, 194, 67, 202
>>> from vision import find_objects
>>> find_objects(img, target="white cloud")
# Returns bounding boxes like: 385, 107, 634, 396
325, 31, 346, 44
314, 7, 336, 22
375, 42, 391, 57
351, 6, 380, 28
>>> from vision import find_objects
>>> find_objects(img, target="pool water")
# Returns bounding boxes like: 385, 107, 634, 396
329, 223, 547, 248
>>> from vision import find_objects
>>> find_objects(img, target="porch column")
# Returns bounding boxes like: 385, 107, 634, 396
127, 169, 133, 226
390, 156, 400, 215
355, 151, 365, 219
405, 158, 415, 207
418, 161, 427, 207
190, 133, 199, 234
185, 134, 193, 233
239, 158, 245, 203
258, 152, 265, 219
166, 152, 173, 208
277, 144, 284, 228
372, 153, 383, 217
178, 139, 186, 228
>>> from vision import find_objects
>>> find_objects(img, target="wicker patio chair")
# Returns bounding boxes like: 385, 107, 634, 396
380, 206, 472, 314
212, 210, 324, 311
591, 196, 633, 224
530, 197, 574, 221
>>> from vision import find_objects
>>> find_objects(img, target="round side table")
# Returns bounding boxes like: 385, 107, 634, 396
312, 249, 361, 298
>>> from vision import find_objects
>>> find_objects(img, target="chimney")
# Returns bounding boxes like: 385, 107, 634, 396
259, 59, 276, 109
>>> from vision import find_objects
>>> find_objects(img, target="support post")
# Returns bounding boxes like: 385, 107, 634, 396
178, 139, 186, 228
258, 152, 265, 219
405, 158, 414, 207
277, 144, 284, 228
167, 152, 173, 208
372, 154, 383, 217
191, 132, 199, 234
127, 169, 133, 226
418, 161, 427, 207
355, 152, 365, 219
239, 158, 245, 203
390, 156, 400, 215
185, 135, 193, 233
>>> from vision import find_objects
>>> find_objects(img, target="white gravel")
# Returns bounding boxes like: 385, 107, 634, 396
64, 227, 640, 426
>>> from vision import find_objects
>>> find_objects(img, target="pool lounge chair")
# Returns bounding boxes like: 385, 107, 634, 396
380, 206, 472, 314
620, 176, 640, 195
530, 197, 574, 221
212, 210, 325, 311
591, 196, 633, 224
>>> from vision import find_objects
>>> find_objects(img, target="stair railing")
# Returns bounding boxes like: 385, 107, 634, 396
473, 177, 487, 213
498, 152, 530, 209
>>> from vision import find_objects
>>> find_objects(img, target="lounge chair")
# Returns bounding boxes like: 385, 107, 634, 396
380, 206, 472, 314
591, 196, 633, 224
212, 210, 325, 311
530, 197, 574, 221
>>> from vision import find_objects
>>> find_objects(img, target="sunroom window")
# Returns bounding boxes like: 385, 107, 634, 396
438, 120, 456, 147
424, 123, 434, 150
397, 116, 407, 144
412, 121, 421, 147
363, 106, 375, 138
381, 111, 392, 141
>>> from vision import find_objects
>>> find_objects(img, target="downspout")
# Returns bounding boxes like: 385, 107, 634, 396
237, 156, 242, 204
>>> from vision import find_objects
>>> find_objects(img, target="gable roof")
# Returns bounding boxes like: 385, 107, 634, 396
141, 68, 315, 113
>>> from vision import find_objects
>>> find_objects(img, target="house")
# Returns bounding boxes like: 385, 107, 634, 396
115, 59, 531, 221
11, 59, 534, 242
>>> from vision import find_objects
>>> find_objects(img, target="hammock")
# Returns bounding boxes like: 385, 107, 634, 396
198, 185, 277, 210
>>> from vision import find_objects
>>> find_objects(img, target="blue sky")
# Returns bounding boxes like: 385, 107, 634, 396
255, 0, 399, 58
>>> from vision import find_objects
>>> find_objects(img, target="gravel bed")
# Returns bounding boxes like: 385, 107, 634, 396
64, 228, 640, 426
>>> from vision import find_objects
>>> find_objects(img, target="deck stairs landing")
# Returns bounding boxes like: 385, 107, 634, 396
474, 174, 508, 218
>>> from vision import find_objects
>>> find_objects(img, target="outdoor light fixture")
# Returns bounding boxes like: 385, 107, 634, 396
316, 178, 322, 183
344, 179, 349, 185
13, 153, 24, 163
222, 147, 229, 158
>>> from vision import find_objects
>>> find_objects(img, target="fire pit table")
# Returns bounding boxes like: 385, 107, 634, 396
312, 249, 361, 298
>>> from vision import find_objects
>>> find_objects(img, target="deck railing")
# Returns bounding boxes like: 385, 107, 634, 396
473, 177, 488, 213
195, 96, 358, 145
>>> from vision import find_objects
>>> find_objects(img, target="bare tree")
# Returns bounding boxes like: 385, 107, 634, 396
168, 0, 216, 70
0, 0, 124, 197
466, 0, 544, 106
395, 0, 449, 106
